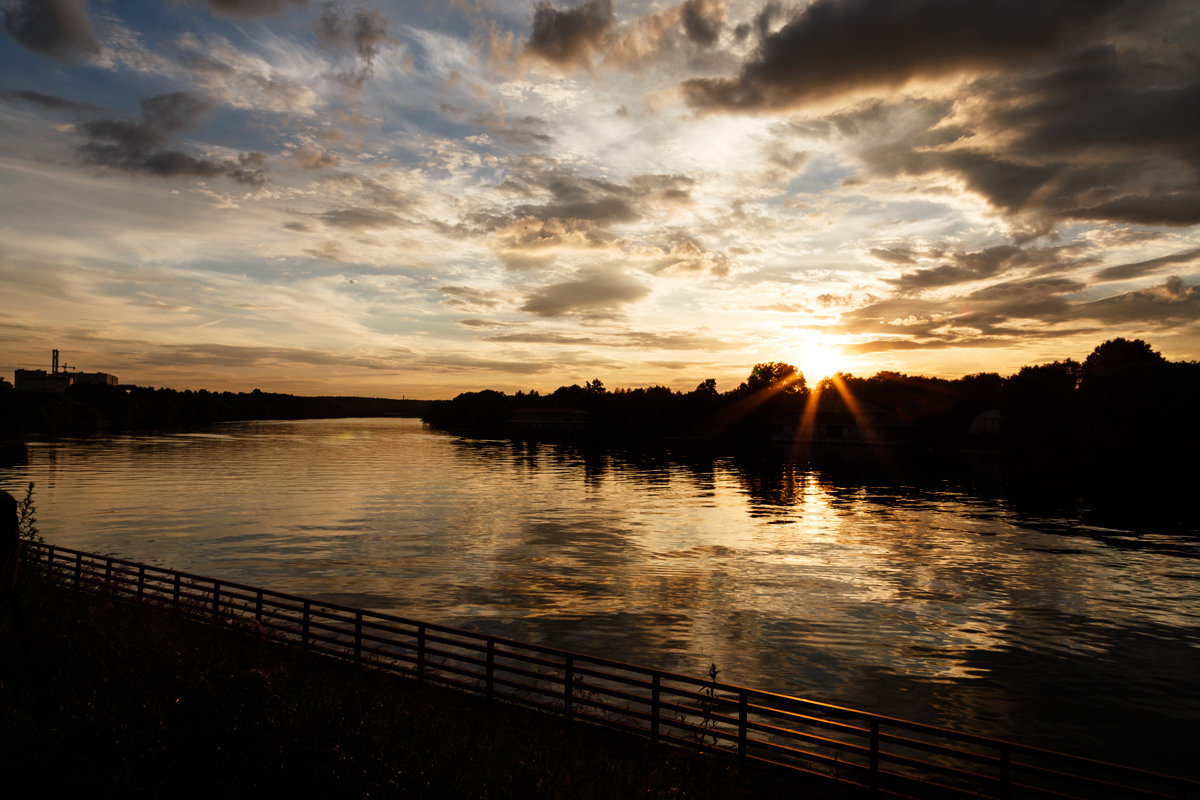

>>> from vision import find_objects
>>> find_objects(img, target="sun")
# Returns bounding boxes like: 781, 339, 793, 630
796, 344, 845, 385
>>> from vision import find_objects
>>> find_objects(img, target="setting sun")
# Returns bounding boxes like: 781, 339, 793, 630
795, 344, 846, 385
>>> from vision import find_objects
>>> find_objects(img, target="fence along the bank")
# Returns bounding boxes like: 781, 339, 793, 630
26, 542, 1199, 800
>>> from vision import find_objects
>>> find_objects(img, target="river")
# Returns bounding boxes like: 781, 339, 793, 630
2, 417, 1197, 776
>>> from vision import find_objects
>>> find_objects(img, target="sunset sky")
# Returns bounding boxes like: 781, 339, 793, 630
2, 0, 1198, 398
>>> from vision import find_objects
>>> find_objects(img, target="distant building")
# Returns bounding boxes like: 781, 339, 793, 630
14, 369, 70, 393
70, 371, 120, 387
13, 349, 118, 393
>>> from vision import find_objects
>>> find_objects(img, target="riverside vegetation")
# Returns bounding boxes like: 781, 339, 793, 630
0, 384, 430, 439
4, 339, 1198, 460
422, 338, 1200, 457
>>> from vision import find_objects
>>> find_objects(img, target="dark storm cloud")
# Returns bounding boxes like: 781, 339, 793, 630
895, 62, 1200, 226
890, 245, 1092, 292
683, 0, 1132, 110
3, 0, 100, 63
837, 85, 1200, 226
681, 0, 724, 47
526, 0, 615, 69
1063, 190, 1200, 227
682, 0, 1200, 226
76, 92, 269, 185
841, 277, 1087, 342
520, 268, 650, 318
955, 277, 1085, 329
1095, 248, 1200, 282
0, 89, 101, 112
204, 0, 306, 18
311, 2, 394, 88
1080, 276, 1200, 324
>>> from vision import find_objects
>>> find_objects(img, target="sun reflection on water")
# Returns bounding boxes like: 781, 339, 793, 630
3, 418, 1199, 774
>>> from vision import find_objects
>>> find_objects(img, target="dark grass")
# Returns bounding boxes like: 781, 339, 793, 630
1, 571, 862, 798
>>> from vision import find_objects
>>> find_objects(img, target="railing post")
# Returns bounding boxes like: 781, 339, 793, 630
738, 691, 748, 759
255, 590, 263, 622
137, 565, 145, 602
46, 545, 55, 576
74, 551, 82, 588
354, 611, 363, 665
651, 674, 661, 743
302, 600, 311, 648
212, 581, 221, 620
999, 745, 1010, 800
486, 638, 495, 698
173, 573, 180, 609
870, 719, 880, 796
104, 558, 112, 591
564, 655, 574, 720
417, 624, 426, 680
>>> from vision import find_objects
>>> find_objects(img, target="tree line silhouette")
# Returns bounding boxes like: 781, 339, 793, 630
0, 383, 430, 439
422, 339, 1200, 456
3, 338, 1194, 457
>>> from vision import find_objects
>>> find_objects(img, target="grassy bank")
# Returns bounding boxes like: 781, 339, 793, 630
1, 571, 856, 798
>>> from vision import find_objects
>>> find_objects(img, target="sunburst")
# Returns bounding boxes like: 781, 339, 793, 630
795, 343, 845, 385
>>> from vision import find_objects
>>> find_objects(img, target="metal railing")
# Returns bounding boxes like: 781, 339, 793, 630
24, 542, 1199, 800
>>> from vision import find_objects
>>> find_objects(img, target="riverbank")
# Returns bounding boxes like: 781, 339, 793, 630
0, 571, 856, 798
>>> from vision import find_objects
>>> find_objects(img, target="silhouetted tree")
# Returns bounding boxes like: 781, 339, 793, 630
1003, 360, 1080, 451
739, 362, 806, 396
1079, 339, 1170, 454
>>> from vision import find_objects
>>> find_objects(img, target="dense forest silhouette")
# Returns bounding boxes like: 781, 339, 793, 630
422, 339, 1200, 457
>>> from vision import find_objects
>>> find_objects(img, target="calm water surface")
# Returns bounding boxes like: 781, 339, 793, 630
3, 418, 1197, 775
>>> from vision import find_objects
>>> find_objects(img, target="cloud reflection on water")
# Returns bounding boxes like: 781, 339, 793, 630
2, 417, 1197, 777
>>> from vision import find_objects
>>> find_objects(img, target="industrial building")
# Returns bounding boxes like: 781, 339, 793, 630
13, 349, 118, 393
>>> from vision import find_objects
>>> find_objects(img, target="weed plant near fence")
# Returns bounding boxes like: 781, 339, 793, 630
25, 542, 1199, 800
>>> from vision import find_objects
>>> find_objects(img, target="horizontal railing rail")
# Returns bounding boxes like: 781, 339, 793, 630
22, 542, 1199, 800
